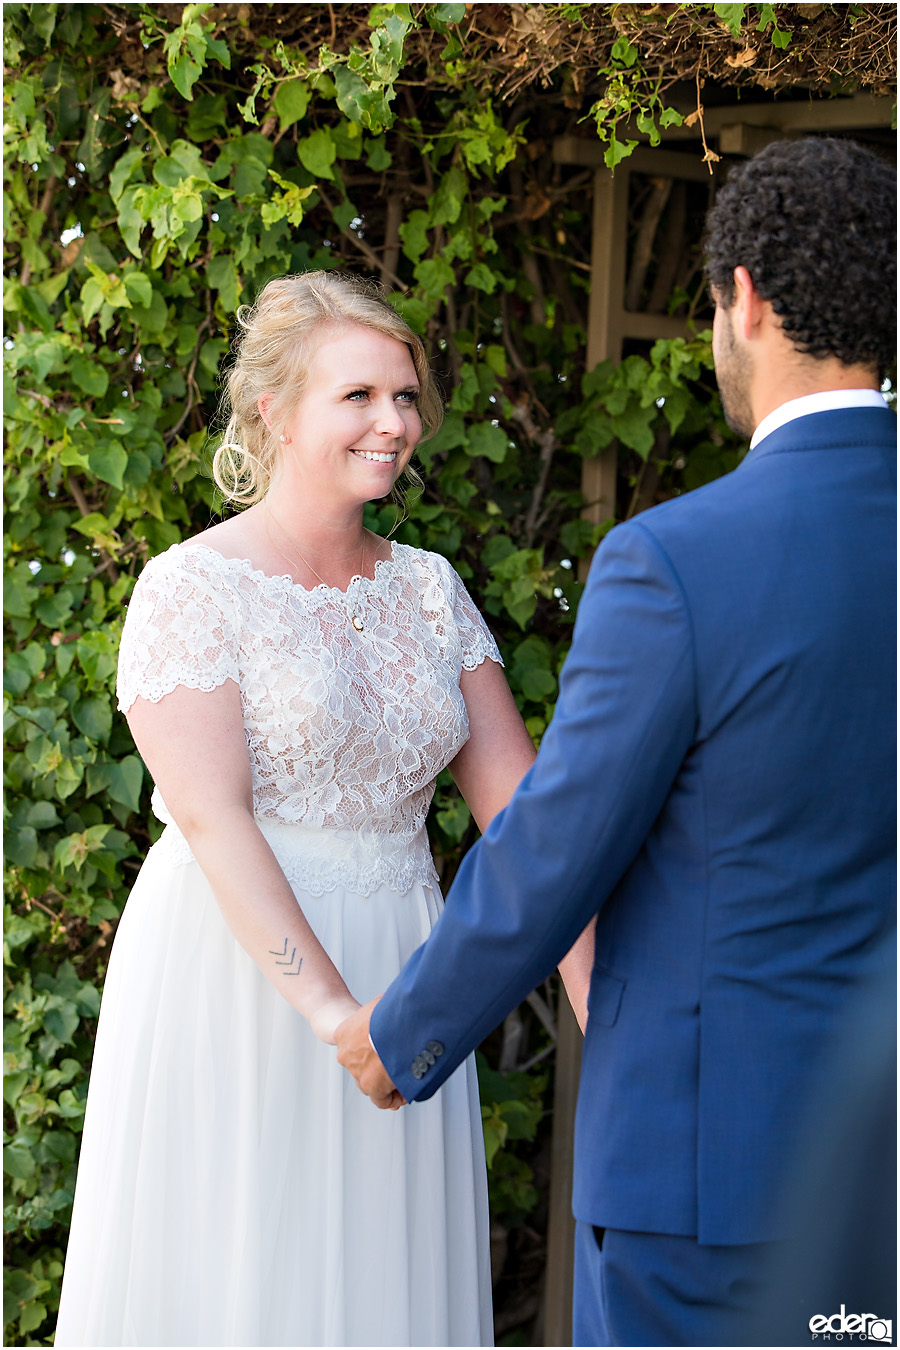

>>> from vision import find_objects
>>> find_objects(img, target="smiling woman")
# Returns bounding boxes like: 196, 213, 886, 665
203, 320, 425, 593
196, 272, 446, 598
211, 271, 444, 514
258, 324, 423, 569
54, 271, 543, 1347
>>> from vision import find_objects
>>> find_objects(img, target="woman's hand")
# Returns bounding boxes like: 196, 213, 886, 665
309, 992, 362, 1045
335, 1000, 406, 1109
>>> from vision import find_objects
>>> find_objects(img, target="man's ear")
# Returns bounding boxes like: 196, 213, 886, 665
732, 266, 768, 341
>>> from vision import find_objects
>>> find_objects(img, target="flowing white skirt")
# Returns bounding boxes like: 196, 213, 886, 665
55, 826, 493, 1347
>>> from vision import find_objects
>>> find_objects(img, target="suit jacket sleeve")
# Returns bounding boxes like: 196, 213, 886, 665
371, 520, 697, 1102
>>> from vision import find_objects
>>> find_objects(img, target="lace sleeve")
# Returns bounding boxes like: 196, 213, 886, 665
427, 553, 503, 671
116, 546, 240, 712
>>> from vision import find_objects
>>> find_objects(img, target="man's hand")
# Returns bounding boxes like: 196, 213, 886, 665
335, 998, 405, 1110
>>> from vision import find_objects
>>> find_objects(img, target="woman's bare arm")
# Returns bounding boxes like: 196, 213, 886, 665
557, 916, 595, 1033
126, 680, 359, 1044
450, 659, 595, 1031
451, 659, 536, 834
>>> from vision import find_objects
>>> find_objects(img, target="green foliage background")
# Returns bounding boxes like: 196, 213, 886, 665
4, 1, 850, 1341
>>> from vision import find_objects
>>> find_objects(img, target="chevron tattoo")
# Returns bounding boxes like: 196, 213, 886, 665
268, 937, 303, 976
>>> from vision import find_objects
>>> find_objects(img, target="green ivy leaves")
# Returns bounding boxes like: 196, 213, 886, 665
316, 11, 412, 133
556, 336, 717, 463
297, 127, 338, 180
273, 78, 311, 133
589, 3, 792, 167
713, 3, 747, 39
161, 2, 232, 101
206, 253, 240, 309
79, 261, 154, 336
477, 1053, 545, 1225
3, 1258, 64, 1340
4, 958, 104, 1333
757, 3, 793, 47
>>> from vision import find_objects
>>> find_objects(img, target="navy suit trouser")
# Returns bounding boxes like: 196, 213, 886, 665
573, 1222, 787, 1347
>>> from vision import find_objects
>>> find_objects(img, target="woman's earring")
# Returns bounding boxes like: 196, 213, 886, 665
279, 434, 290, 444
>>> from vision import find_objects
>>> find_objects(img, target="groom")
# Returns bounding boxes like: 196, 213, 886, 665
337, 138, 897, 1345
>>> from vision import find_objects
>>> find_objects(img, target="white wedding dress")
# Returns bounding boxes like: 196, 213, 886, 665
55, 541, 497, 1348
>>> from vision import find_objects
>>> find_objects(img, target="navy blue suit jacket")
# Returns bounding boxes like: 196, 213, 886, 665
371, 407, 897, 1245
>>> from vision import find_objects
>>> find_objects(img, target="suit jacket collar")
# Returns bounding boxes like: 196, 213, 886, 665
741, 405, 897, 468
750, 390, 888, 448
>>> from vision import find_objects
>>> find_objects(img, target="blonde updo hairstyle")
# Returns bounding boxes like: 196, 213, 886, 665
212, 271, 444, 510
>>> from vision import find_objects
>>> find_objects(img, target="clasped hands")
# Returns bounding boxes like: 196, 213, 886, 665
335, 998, 406, 1111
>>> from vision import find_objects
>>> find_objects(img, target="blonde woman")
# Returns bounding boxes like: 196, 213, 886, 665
55, 273, 543, 1347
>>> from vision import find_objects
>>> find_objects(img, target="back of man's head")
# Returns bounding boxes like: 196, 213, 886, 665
704, 138, 896, 380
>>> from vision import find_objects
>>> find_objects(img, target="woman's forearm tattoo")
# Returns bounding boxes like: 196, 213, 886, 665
269, 937, 303, 975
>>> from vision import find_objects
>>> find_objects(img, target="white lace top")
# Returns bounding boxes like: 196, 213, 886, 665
116, 541, 502, 896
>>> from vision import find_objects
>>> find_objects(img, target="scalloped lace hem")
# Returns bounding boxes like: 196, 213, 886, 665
148, 818, 441, 899
118, 670, 236, 714
461, 640, 503, 672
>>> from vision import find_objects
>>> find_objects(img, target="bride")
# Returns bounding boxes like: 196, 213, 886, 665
54, 271, 552, 1346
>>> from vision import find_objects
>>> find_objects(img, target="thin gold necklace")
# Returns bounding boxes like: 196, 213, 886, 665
266, 510, 368, 632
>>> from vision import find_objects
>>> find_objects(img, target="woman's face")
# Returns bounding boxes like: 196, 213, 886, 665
267, 323, 422, 505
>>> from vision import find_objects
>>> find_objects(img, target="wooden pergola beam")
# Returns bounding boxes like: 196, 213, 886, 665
553, 92, 895, 168
667, 90, 895, 136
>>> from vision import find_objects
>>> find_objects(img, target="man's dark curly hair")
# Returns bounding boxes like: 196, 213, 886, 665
704, 138, 896, 379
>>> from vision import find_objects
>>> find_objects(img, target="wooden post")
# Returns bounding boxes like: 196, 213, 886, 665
543, 144, 712, 1346
581, 163, 629, 531
542, 161, 629, 1349
543, 996, 583, 1346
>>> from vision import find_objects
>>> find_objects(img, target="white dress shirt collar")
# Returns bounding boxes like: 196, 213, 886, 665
750, 389, 888, 450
